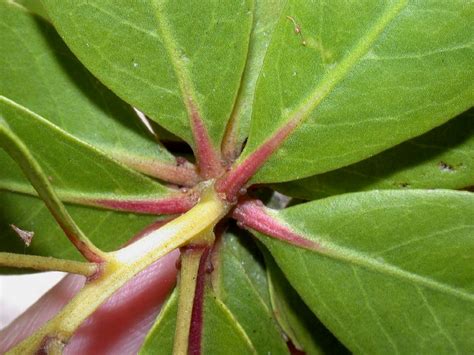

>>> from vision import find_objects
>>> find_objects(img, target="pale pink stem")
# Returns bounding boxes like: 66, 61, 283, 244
232, 199, 322, 251
119, 156, 200, 187
84, 192, 198, 215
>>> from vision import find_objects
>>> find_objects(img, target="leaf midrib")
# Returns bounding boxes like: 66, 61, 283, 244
226, 251, 273, 318
212, 295, 258, 355
152, 3, 200, 118
282, 235, 474, 303
277, 0, 409, 131
0, 180, 167, 203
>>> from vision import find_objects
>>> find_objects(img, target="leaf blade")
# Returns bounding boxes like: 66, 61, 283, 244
0, 1, 178, 177
0, 112, 105, 261
213, 231, 289, 355
0, 96, 191, 215
251, 190, 474, 353
275, 109, 474, 200
222, 0, 286, 160
0, 191, 158, 266
41, 0, 254, 152
242, 1, 473, 183
262, 248, 348, 355
139, 285, 256, 355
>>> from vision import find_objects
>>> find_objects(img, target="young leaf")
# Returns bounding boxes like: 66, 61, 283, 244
252, 190, 474, 353
213, 230, 289, 354
0, 97, 193, 214
0, 1, 182, 180
140, 285, 256, 354
240, 1, 473, 183
222, 0, 286, 161
41, 0, 253, 154
275, 109, 474, 200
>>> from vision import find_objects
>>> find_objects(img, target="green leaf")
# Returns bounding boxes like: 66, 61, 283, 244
140, 285, 256, 354
241, 1, 473, 183
14, 0, 49, 21
222, 0, 286, 159
213, 230, 289, 355
41, 0, 253, 149
201, 291, 255, 354
275, 109, 474, 200
0, 108, 106, 261
139, 289, 178, 354
262, 249, 348, 354
253, 190, 474, 353
0, 1, 177, 173
0, 191, 156, 262
0, 97, 176, 205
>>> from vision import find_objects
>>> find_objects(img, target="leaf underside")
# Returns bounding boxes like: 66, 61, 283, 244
140, 285, 256, 355
0, 1, 473, 354
253, 190, 474, 353
275, 109, 474, 200
242, 0, 473, 183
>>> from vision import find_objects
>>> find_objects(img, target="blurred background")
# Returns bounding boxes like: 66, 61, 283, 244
0, 272, 65, 329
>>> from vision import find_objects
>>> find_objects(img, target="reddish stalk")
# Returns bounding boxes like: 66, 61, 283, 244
188, 247, 211, 355
216, 116, 300, 202
117, 155, 200, 187
188, 99, 223, 179
232, 199, 322, 251
85, 193, 198, 215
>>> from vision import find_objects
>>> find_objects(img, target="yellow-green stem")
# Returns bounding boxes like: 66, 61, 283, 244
0, 252, 97, 276
173, 247, 204, 355
7, 185, 228, 354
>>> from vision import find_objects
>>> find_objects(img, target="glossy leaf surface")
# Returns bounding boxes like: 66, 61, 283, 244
276, 109, 474, 200
242, 1, 473, 183
253, 190, 474, 353
41, 0, 253, 150
0, 1, 176, 171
